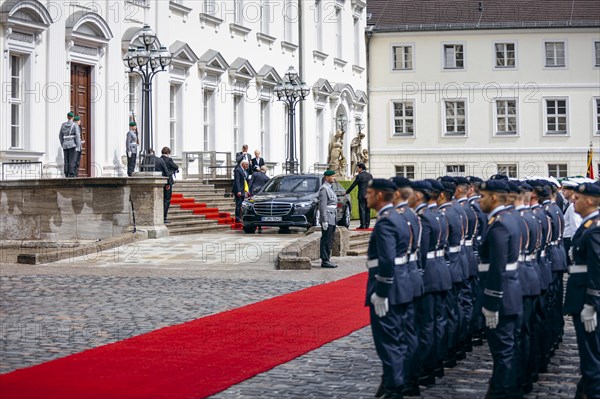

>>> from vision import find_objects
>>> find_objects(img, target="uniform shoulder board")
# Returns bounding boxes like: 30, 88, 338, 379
381, 210, 390, 218
488, 216, 496, 225
584, 220, 593, 228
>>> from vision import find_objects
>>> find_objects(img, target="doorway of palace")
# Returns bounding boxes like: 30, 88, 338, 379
70, 63, 92, 177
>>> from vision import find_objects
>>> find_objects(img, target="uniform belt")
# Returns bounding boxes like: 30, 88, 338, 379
447, 245, 461, 253
547, 240, 560, 246
539, 250, 546, 257
479, 262, 517, 272
587, 288, 600, 297
436, 249, 445, 257
327, 205, 337, 209
526, 254, 537, 262
62, 135, 75, 139
569, 265, 588, 274
409, 253, 418, 262
426, 251, 436, 259
464, 240, 473, 246
366, 256, 409, 269
518, 255, 526, 263
460, 239, 465, 246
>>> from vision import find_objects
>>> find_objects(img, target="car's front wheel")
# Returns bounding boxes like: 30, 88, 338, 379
338, 205, 351, 228
243, 225, 257, 234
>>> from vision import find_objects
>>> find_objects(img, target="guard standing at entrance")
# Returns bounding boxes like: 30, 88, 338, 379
126, 121, 139, 177
59, 111, 81, 178
345, 162, 373, 228
319, 170, 338, 268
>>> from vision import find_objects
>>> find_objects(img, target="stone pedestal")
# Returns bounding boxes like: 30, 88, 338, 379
332, 226, 350, 256
0, 177, 168, 241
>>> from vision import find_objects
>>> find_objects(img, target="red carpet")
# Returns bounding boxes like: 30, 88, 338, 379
0, 273, 369, 399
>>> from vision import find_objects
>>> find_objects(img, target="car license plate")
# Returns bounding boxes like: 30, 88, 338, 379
261, 216, 282, 222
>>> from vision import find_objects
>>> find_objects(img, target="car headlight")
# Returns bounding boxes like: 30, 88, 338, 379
293, 201, 314, 214
241, 201, 253, 211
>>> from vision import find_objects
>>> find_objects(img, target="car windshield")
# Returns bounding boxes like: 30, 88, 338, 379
262, 176, 320, 193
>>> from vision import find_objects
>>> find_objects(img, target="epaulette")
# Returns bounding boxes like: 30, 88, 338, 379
488, 215, 502, 225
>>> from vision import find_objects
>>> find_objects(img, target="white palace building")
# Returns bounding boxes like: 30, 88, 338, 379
0, 0, 368, 178
366, 0, 600, 180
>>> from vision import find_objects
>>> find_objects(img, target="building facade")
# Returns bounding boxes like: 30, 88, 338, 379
367, 0, 600, 179
0, 0, 367, 179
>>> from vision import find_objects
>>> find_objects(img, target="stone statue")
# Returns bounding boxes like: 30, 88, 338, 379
361, 149, 369, 164
328, 129, 347, 177
350, 131, 365, 174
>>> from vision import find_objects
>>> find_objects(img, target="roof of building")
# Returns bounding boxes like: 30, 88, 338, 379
367, 0, 600, 32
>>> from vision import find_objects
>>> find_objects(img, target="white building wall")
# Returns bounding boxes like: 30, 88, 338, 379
369, 28, 600, 179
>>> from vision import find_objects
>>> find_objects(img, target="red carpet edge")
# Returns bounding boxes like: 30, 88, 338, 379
0, 272, 369, 399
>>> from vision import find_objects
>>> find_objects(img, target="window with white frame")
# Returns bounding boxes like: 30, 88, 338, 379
495, 99, 518, 135
444, 44, 464, 69
260, 100, 269, 158
233, 95, 242, 152
497, 164, 517, 178
392, 101, 414, 137
446, 164, 466, 176
444, 100, 466, 136
128, 75, 141, 121
336, 7, 342, 59
545, 41, 566, 67
545, 99, 568, 135
169, 84, 181, 155
9, 54, 23, 149
203, 89, 215, 151
316, 108, 325, 162
495, 42, 515, 68
235, 0, 245, 24
204, 0, 216, 14
395, 165, 415, 179
314, 0, 322, 52
548, 163, 568, 178
595, 98, 600, 136
261, 0, 270, 34
392, 45, 413, 70
595, 42, 600, 67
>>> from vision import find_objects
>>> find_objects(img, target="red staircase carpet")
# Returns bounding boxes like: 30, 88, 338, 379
170, 193, 238, 228
0, 273, 369, 399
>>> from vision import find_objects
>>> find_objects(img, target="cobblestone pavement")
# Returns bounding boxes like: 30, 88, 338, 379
0, 229, 581, 397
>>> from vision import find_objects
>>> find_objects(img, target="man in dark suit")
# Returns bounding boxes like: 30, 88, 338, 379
251, 149, 265, 174
236, 144, 252, 170
161, 147, 179, 224
232, 160, 249, 222
345, 162, 373, 228
249, 166, 269, 196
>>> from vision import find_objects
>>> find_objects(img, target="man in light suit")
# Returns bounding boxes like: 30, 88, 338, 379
251, 149, 265, 175
319, 170, 338, 268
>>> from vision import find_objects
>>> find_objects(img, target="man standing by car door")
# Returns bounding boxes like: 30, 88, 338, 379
345, 162, 373, 229
319, 170, 338, 268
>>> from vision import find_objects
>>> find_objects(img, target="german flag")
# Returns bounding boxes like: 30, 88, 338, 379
587, 143, 595, 179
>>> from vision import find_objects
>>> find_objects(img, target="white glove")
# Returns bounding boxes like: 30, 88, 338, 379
370, 293, 389, 318
322, 222, 329, 231
581, 304, 598, 333
482, 307, 499, 329
127, 151, 132, 158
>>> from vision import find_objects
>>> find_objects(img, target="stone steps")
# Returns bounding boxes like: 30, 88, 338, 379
347, 231, 371, 256
168, 224, 231, 235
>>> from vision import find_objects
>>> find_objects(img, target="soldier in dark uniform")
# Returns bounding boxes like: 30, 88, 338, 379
319, 170, 338, 268
479, 179, 523, 399
437, 177, 466, 367
529, 180, 554, 373
365, 179, 413, 399
346, 162, 374, 228
564, 182, 600, 399
467, 176, 487, 346
455, 176, 478, 352
514, 181, 542, 393
392, 176, 423, 396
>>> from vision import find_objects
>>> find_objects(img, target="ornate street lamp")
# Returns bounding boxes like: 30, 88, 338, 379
274, 66, 310, 175
122, 25, 172, 165
356, 119, 365, 134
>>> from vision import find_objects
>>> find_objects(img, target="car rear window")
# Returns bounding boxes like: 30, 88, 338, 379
262, 176, 319, 193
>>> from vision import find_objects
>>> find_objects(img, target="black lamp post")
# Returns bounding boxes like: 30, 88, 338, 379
356, 119, 365, 134
274, 66, 310, 175
122, 25, 172, 158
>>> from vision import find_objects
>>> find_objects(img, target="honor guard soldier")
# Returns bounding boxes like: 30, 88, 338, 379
564, 182, 600, 399
365, 179, 413, 399
561, 179, 583, 265
437, 177, 467, 367
392, 176, 423, 396
479, 179, 523, 399
409, 181, 452, 388
319, 170, 338, 268
514, 181, 542, 393
59, 111, 81, 178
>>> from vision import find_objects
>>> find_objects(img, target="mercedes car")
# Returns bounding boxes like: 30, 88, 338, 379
240, 174, 351, 233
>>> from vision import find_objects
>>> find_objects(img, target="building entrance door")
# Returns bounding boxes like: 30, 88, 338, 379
70, 63, 92, 177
